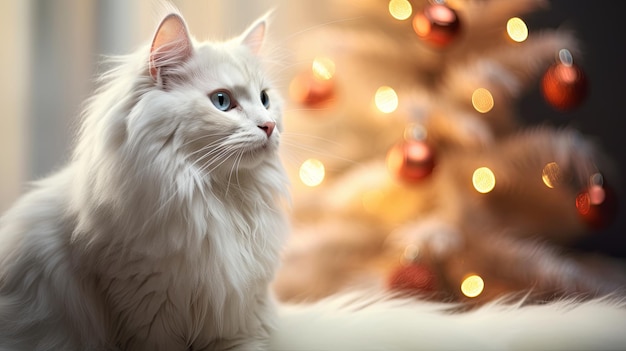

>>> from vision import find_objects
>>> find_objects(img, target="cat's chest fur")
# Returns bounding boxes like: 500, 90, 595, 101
75, 169, 287, 346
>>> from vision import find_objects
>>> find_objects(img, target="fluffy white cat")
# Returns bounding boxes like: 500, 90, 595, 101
0, 9, 288, 351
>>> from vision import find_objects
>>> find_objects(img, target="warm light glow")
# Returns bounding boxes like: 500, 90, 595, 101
362, 190, 384, 214
312, 56, 336, 81
506, 17, 528, 42
375, 86, 399, 113
472, 167, 496, 193
299, 158, 325, 187
389, 0, 413, 20
542, 162, 561, 188
576, 192, 591, 215
588, 185, 606, 205
461, 274, 485, 298
403, 244, 420, 261
412, 14, 431, 37
471, 88, 494, 113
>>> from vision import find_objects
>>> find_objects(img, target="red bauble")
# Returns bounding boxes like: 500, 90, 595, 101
575, 181, 618, 231
541, 62, 588, 111
412, 4, 461, 48
289, 71, 335, 108
388, 263, 438, 294
386, 139, 436, 182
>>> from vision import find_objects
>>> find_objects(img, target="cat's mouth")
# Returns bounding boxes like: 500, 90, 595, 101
248, 139, 275, 154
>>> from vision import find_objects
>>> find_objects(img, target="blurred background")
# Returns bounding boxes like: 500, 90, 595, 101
0, 0, 624, 259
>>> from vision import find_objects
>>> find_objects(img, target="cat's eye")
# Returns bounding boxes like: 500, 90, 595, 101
210, 91, 234, 111
260, 90, 270, 109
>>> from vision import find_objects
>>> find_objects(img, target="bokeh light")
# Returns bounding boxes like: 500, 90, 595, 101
506, 17, 528, 42
311, 56, 336, 81
387, 140, 435, 182
299, 158, 325, 187
389, 0, 412, 20
577, 174, 608, 214
375, 86, 399, 113
403, 244, 420, 261
404, 123, 428, 141
461, 274, 485, 298
558, 48, 574, 66
471, 88, 494, 113
472, 167, 496, 193
542, 162, 561, 188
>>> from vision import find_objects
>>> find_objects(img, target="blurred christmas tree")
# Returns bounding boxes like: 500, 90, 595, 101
271, 0, 626, 306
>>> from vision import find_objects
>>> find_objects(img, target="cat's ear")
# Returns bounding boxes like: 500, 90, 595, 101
240, 16, 268, 55
149, 13, 193, 81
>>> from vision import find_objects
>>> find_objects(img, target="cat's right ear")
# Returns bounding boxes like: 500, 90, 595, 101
149, 13, 193, 82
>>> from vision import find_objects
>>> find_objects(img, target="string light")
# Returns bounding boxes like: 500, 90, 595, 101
472, 167, 496, 193
289, 57, 335, 107
403, 244, 420, 261
541, 162, 561, 188
559, 48, 574, 66
576, 173, 606, 215
506, 17, 528, 42
461, 274, 485, 298
389, 0, 412, 20
299, 158, 325, 187
541, 48, 588, 110
471, 88, 494, 113
311, 56, 336, 81
375, 86, 399, 113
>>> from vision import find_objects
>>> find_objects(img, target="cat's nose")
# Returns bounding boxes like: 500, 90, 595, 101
258, 121, 275, 138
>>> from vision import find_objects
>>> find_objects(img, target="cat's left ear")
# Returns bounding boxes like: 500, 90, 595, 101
149, 13, 193, 81
240, 15, 269, 55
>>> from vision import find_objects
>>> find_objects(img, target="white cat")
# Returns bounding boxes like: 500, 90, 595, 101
0, 10, 288, 351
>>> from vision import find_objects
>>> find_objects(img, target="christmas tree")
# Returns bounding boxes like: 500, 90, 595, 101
271, 0, 626, 305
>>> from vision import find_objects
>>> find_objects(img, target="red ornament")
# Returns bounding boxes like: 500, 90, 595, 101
386, 139, 436, 182
541, 61, 588, 111
412, 3, 461, 48
575, 180, 618, 231
289, 71, 335, 108
388, 263, 438, 294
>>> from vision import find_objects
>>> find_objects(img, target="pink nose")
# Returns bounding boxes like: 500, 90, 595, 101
258, 121, 275, 138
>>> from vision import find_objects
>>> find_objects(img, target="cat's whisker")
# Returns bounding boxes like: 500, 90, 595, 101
181, 135, 231, 156
187, 146, 229, 167
197, 146, 240, 176
225, 149, 245, 196
280, 139, 359, 168
235, 150, 247, 189
186, 139, 239, 169
283, 106, 337, 114
278, 152, 301, 171
178, 136, 225, 152
282, 132, 345, 148
280, 16, 364, 44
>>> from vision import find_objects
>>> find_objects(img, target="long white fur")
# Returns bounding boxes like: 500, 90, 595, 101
0, 10, 288, 351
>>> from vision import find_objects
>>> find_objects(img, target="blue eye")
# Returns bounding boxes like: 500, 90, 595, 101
260, 90, 270, 109
210, 91, 234, 111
